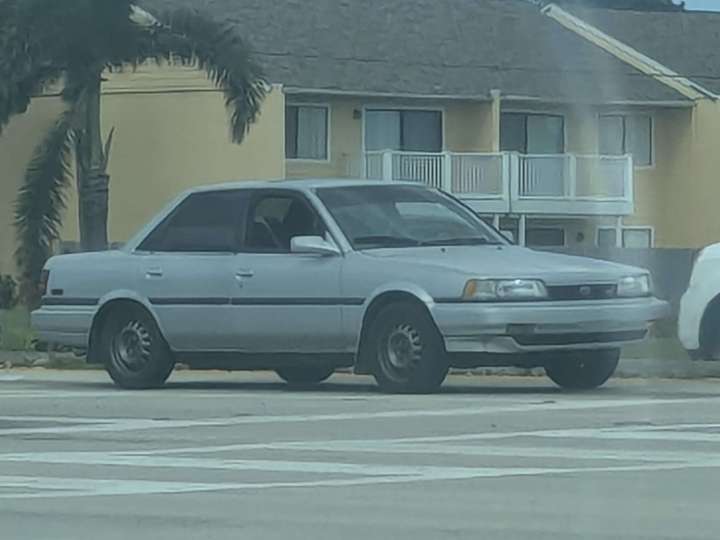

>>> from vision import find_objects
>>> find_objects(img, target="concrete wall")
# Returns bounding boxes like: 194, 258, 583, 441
0, 66, 285, 275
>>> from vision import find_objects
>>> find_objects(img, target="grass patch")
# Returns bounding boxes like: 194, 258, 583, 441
622, 337, 686, 360
0, 306, 34, 351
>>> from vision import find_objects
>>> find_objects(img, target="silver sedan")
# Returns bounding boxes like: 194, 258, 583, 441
32, 180, 668, 393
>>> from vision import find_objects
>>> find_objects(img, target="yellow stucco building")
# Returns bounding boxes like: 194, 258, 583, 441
2, 1, 720, 275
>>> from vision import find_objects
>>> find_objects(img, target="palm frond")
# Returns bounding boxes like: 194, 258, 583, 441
138, 8, 267, 143
0, 0, 63, 134
14, 109, 75, 305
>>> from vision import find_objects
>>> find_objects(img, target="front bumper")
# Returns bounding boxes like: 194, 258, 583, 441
31, 306, 96, 349
431, 297, 670, 354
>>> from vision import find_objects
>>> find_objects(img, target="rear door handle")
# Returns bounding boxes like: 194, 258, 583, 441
235, 269, 255, 279
145, 268, 164, 278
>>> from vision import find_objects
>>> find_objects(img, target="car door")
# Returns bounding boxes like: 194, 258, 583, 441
133, 190, 249, 352
228, 189, 346, 353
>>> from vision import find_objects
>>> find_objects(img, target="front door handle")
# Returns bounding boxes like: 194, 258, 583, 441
145, 268, 163, 278
235, 270, 255, 279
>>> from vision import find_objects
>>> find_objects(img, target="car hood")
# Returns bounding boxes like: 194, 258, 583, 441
360, 246, 647, 285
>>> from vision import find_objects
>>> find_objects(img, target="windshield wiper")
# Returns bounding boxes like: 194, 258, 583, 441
353, 235, 421, 247
420, 237, 502, 247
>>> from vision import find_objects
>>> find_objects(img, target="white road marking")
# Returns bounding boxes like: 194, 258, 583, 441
3, 421, 720, 499
1, 396, 717, 436
3, 396, 720, 499
2, 460, 718, 499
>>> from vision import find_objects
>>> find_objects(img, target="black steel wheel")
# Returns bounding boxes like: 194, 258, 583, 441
276, 367, 335, 385
100, 305, 174, 389
368, 303, 448, 394
544, 349, 620, 390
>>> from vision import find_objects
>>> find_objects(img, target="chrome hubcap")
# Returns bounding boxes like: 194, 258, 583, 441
383, 324, 423, 376
111, 320, 151, 373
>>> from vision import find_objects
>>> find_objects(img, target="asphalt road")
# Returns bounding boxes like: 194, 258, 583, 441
1, 369, 720, 540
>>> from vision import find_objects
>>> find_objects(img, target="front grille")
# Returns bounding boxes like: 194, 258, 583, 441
547, 284, 617, 301
513, 330, 647, 346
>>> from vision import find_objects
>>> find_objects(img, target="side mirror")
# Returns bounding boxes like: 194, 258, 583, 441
290, 236, 341, 256
502, 231, 516, 244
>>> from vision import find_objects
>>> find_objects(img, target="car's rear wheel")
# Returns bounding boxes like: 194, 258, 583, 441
367, 302, 449, 394
276, 367, 335, 385
544, 349, 620, 390
100, 305, 174, 389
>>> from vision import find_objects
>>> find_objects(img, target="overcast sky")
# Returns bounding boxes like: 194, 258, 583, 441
684, 0, 720, 11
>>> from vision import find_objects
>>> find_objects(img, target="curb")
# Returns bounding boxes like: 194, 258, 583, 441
2, 352, 720, 379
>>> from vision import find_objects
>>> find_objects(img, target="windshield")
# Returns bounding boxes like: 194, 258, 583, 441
316, 185, 506, 249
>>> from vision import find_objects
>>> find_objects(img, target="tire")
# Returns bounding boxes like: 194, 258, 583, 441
367, 302, 449, 394
276, 367, 335, 385
544, 349, 620, 390
99, 305, 175, 389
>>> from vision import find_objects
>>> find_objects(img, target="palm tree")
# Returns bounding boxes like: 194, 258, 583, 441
0, 0, 266, 303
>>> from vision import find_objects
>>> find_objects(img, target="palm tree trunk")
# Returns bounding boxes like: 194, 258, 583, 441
75, 75, 109, 252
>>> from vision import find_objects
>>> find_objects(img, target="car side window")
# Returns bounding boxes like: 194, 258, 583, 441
138, 191, 248, 253
244, 192, 326, 252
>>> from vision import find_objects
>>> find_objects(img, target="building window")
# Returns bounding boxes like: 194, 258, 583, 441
623, 227, 653, 248
599, 114, 653, 167
365, 109, 443, 152
500, 113, 565, 154
285, 105, 329, 160
526, 227, 566, 247
597, 228, 617, 248
597, 227, 653, 248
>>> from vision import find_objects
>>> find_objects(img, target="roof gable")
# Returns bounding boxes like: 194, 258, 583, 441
565, 6, 720, 96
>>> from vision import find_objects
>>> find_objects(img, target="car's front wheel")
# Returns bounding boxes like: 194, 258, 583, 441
544, 349, 620, 390
367, 302, 449, 394
276, 367, 335, 385
100, 305, 174, 389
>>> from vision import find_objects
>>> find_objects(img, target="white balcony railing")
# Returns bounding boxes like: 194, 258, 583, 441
362, 151, 634, 216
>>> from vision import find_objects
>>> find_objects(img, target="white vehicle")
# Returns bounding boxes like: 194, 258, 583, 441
679, 243, 720, 359
32, 180, 668, 393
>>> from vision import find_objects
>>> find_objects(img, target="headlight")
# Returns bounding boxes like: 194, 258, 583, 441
617, 275, 652, 298
462, 279, 548, 301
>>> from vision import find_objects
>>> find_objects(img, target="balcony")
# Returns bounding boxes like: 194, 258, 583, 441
361, 151, 634, 216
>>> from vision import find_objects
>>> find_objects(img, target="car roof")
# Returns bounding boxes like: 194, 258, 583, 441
189, 178, 420, 193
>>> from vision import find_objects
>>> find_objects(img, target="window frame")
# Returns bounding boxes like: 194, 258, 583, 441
525, 226, 567, 248
622, 226, 655, 249
362, 105, 446, 154
134, 190, 249, 255
285, 103, 331, 162
239, 188, 335, 254
595, 225, 655, 248
500, 111, 567, 155
598, 112, 655, 169
595, 227, 618, 248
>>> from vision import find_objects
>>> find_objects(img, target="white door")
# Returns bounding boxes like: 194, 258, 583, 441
133, 190, 249, 351
228, 190, 347, 353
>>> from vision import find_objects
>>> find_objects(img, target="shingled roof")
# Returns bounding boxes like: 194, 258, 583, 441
567, 6, 720, 96
141, 0, 689, 103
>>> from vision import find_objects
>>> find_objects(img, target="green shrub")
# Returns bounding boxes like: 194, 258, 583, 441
0, 275, 18, 309
0, 306, 34, 351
